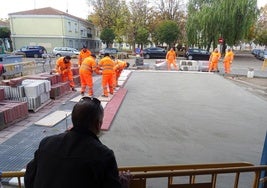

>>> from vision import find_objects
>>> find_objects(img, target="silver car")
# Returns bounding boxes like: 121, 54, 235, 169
52, 47, 80, 57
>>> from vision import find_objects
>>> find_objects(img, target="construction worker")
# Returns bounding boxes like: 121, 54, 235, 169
223, 48, 234, 74
98, 53, 115, 97
55, 56, 76, 91
208, 48, 221, 72
78, 45, 91, 67
166, 47, 178, 70
79, 54, 98, 96
114, 59, 129, 88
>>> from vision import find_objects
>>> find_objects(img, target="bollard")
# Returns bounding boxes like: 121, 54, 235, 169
247, 67, 254, 78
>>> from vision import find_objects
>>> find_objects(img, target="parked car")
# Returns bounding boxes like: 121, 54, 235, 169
185, 48, 210, 60
257, 50, 267, 61
14, 46, 47, 58
99, 48, 119, 57
142, 47, 167, 59
251, 49, 261, 56
52, 47, 80, 57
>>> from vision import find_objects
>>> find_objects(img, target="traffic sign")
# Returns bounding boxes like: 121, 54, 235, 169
218, 38, 224, 44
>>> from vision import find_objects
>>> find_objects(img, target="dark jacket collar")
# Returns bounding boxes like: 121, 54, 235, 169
70, 126, 100, 141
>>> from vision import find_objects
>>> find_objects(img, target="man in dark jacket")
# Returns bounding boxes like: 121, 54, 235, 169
24, 97, 122, 188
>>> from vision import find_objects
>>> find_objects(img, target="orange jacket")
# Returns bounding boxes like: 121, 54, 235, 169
56, 57, 72, 74
78, 49, 91, 66
224, 51, 234, 63
79, 56, 97, 74
98, 56, 115, 75
209, 52, 221, 63
114, 60, 127, 72
166, 49, 176, 62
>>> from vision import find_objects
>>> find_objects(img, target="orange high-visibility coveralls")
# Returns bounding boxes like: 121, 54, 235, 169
98, 56, 115, 97
79, 56, 97, 96
78, 49, 91, 66
114, 60, 127, 87
166, 48, 178, 70
55, 57, 75, 88
208, 50, 221, 72
223, 50, 234, 73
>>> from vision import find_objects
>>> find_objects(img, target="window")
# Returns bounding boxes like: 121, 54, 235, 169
68, 22, 72, 32
75, 23, 78, 32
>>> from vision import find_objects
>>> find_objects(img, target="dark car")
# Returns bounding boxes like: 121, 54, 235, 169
257, 50, 267, 61
185, 48, 210, 60
99, 48, 118, 57
15, 46, 47, 58
251, 49, 261, 56
142, 47, 167, 59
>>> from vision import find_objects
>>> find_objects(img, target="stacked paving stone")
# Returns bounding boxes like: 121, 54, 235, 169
0, 67, 80, 111
0, 87, 28, 130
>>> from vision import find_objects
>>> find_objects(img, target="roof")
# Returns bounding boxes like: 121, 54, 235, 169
8, 7, 89, 23
0, 20, 9, 27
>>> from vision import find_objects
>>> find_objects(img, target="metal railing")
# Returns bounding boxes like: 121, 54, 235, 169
1, 162, 267, 188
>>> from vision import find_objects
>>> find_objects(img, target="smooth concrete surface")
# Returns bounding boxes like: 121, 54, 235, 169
101, 71, 267, 167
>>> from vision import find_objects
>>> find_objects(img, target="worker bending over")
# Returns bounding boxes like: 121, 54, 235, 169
55, 56, 76, 91
114, 59, 129, 88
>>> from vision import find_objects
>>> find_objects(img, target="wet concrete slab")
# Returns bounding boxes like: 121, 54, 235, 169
101, 71, 267, 167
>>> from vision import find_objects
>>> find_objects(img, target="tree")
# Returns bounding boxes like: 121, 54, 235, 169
88, 0, 131, 48
254, 5, 267, 46
88, 0, 121, 29
0, 27, 10, 38
135, 27, 150, 49
155, 20, 179, 48
186, 0, 259, 53
100, 28, 115, 48
127, 0, 152, 50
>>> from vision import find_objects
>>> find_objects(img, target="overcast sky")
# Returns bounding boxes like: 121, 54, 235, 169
0, 0, 266, 19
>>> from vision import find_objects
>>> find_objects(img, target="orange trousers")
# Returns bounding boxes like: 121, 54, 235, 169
102, 73, 114, 96
208, 61, 218, 72
167, 60, 178, 70
80, 72, 93, 95
115, 70, 122, 87
224, 61, 231, 73
61, 71, 74, 88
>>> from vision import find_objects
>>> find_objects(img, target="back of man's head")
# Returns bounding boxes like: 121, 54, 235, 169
71, 97, 103, 134
104, 53, 110, 57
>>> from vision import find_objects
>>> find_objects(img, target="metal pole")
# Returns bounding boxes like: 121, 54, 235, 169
259, 131, 267, 188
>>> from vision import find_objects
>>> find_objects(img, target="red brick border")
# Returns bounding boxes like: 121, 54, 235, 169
101, 88, 127, 131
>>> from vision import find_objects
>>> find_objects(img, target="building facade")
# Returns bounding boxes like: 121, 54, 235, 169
9, 7, 101, 53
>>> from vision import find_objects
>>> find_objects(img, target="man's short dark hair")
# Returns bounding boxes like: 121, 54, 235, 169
104, 53, 110, 57
91, 54, 96, 58
64, 56, 71, 60
71, 97, 103, 130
